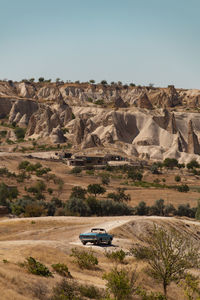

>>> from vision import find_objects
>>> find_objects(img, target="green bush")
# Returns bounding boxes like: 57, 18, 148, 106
95, 99, 104, 105
105, 249, 126, 263
70, 167, 82, 174
65, 197, 91, 216
24, 257, 53, 277
107, 188, 130, 202
103, 267, 136, 300
175, 175, 181, 182
163, 158, 178, 169
18, 160, 30, 170
24, 203, 45, 217
51, 279, 78, 300
70, 248, 98, 269
177, 184, 189, 192
135, 201, 149, 215
52, 263, 72, 278
14, 127, 26, 140
187, 159, 200, 169
79, 284, 104, 299
70, 186, 87, 200
127, 170, 143, 181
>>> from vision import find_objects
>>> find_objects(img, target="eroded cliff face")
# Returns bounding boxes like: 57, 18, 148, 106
1, 80, 200, 162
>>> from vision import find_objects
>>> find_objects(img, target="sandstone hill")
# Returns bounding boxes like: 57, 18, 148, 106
1, 80, 200, 163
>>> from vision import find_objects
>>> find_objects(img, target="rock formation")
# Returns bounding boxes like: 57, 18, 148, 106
188, 120, 200, 154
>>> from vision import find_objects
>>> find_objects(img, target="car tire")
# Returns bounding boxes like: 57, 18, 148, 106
82, 241, 87, 245
97, 239, 102, 245
107, 239, 111, 245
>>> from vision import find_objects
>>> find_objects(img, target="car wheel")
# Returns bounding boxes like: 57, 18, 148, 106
107, 239, 111, 245
82, 241, 87, 245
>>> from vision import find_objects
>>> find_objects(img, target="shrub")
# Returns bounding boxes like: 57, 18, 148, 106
24, 203, 45, 217
47, 188, 53, 195
95, 99, 104, 105
135, 201, 149, 215
70, 167, 82, 174
18, 160, 30, 170
70, 186, 87, 200
105, 249, 126, 264
0, 182, 18, 207
24, 257, 53, 277
100, 80, 107, 85
70, 248, 98, 269
51, 279, 78, 300
98, 200, 132, 216
100, 173, 110, 185
107, 188, 130, 202
14, 127, 26, 140
177, 204, 195, 218
103, 267, 136, 300
177, 184, 189, 192
127, 170, 143, 181
175, 175, 181, 182
187, 160, 200, 169
65, 197, 90, 216
163, 158, 178, 169
79, 284, 104, 299
52, 263, 72, 278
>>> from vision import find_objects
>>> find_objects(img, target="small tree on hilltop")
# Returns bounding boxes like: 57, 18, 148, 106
87, 184, 106, 197
131, 225, 200, 298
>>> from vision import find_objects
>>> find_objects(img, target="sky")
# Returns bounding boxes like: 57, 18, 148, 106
0, 0, 200, 88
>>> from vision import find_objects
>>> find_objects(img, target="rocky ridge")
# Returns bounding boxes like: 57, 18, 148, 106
1, 81, 200, 162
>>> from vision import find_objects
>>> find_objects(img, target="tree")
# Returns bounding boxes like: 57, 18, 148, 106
195, 200, 200, 220
100, 80, 107, 85
107, 188, 130, 202
103, 267, 136, 300
87, 184, 106, 197
150, 199, 165, 216
70, 186, 87, 200
127, 170, 143, 181
163, 158, 178, 169
65, 197, 90, 216
135, 201, 149, 215
38, 77, 44, 82
89, 79, 95, 84
175, 175, 181, 182
186, 160, 200, 170
177, 184, 189, 193
100, 173, 110, 185
131, 225, 200, 297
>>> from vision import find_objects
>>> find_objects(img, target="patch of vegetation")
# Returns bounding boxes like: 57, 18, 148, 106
70, 167, 82, 174
52, 263, 72, 278
103, 267, 136, 300
107, 188, 130, 202
94, 99, 105, 105
14, 127, 26, 140
23, 257, 53, 277
70, 248, 98, 269
105, 249, 126, 264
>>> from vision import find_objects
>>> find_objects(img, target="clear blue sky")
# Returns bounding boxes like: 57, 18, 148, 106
1, 0, 200, 88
